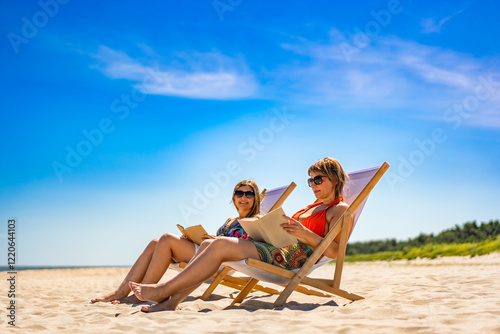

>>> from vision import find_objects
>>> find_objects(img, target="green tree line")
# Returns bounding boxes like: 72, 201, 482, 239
346, 219, 500, 255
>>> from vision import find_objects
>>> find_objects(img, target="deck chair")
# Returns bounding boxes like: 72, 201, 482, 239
216, 163, 390, 307
260, 182, 297, 214
168, 182, 297, 299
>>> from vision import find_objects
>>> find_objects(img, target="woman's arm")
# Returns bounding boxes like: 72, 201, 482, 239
280, 216, 323, 249
321, 203, 351, 258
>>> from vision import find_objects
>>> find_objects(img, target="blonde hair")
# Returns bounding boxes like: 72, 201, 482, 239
308, 157, 349, 199
232, 180, 261, 217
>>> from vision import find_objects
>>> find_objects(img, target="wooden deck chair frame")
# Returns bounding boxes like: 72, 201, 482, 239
259, 182, 297, 215
169, 182, 297, 300
218, 162, 390, 307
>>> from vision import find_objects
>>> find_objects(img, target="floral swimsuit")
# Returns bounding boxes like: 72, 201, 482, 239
216, 218, 249, 239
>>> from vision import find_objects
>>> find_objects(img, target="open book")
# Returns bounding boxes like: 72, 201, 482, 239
176, 224, 208, 246
239, 207, 297, 248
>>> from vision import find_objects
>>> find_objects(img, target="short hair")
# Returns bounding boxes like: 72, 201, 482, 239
232, 180, 261, 217
308, 157, 349, 199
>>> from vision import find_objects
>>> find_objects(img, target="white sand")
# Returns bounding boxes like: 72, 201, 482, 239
2, 253, 500, 333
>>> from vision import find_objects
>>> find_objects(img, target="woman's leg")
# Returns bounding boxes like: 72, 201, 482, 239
141, 233, 196, 283
112, 233, 196, 304
141, 283, 203, 312
140, 239, 216, 312
130, 237, 259, 304
91, 238, 160, 303
92, 233, 196, 303
139, 239, 214, 312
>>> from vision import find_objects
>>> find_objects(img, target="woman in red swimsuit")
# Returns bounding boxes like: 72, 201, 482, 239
253, 157, 349, 269
129, 157, 351, 312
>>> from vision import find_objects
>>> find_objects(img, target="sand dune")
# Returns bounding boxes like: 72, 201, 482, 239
2, 254, 500, 333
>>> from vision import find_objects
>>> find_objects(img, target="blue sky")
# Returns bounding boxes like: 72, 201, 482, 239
1, 0, 499, 266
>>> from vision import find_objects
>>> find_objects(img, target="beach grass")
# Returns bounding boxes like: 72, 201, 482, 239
345, 235, 500, 262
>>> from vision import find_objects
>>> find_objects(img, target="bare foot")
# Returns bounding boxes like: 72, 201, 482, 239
91, 289, 129, 303
129, 282, 168, 303
141, 298, 176, 313
111, 294, 143, 305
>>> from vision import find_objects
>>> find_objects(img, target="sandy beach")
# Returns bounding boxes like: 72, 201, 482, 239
2, 253, 500, 333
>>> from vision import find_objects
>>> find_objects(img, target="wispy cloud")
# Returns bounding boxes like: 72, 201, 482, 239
92, 46, 258, 100
420, 8, 465, 34
277, 32, 500, 128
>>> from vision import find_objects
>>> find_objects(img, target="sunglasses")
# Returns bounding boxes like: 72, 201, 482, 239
307, 175, 327, 187
234, 190, 255, 199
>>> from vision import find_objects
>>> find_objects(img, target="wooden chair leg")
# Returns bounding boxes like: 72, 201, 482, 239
230, 278, 259, 305
201, 267, 231, 301
333, 215, 350, 289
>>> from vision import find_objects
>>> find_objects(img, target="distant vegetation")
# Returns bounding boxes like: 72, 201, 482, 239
345, 220, 500, 261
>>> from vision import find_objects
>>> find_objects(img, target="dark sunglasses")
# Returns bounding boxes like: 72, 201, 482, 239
234, 190, 255, 199
307, 175, 327, 187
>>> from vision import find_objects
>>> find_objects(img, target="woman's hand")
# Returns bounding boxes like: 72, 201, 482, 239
180, 235, 189, 240
280, 215, 315, 243
281, 215, 324, 250
201, 234, 216, 240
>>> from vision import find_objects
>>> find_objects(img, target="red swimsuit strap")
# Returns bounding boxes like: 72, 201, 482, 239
292, 197, 344, 220
325, 196, 343, 208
